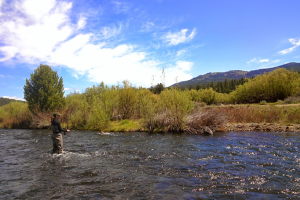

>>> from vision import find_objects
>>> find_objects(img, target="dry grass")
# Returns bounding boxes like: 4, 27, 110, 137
205, 104, 300, 124
184, 109, 227, 134
144, 111, 185, 133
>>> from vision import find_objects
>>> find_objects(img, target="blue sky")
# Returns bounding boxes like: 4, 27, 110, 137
0, 0, 300, 100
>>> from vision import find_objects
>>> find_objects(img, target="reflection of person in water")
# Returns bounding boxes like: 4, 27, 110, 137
51, 113, 70, 154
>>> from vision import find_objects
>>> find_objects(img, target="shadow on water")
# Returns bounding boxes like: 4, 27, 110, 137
0, 129, 299, 199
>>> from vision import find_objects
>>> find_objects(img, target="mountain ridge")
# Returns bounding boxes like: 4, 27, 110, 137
173, 62, 300, 87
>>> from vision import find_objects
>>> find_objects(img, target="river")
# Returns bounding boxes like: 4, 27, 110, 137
0, 129, 299, 199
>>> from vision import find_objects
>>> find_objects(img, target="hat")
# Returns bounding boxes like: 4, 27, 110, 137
53, 113, 61, 117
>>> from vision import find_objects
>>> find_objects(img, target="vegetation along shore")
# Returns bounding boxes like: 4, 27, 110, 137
0, 64, 300, 134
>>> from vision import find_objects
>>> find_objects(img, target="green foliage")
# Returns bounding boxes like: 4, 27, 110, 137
291, 76, 300, 96
215, 93, 232, 104
85, 82, 119, 120
64, 93, 89, 129
198, 88, 217, 105
149, 83, 165, 94
107, 119, 142, 132
0, 97, 21, 106
24, 64, 65, 113
232, 68, 300, 103
191, 78, 247, 93
158, 89, 194, 132
118, 82, 138, 119
86, 104, 110, 131
188, 88, 233, 105
0, 102, 32, 128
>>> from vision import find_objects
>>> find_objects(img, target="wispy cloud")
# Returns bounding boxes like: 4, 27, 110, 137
141, 21, 155, 32
100, 24, 123, 39
247, 57, 281, 68
278, 38, 300, 55
112, 0, 130, 14
176, 49, 187, 57
247, 58, 270, 64
0, 0, 193, 87
162, 28, 196, 46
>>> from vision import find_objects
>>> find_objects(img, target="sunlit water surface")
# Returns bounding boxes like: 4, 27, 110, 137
0, 129, 299, 199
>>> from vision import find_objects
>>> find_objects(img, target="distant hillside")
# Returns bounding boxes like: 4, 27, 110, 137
173, 62, 300, 88
0, 97, 24, 106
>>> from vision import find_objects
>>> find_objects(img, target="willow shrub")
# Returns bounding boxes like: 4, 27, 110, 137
137, 89, 160, 132
86, 104, 110, 131
157, 89, 194, 132
84, 83, 119, 120
0, 102, 32, 128
64, 94, 89, 129
232, 68, 300, 103
118, 87, 138, 119
188, 88, 232, 105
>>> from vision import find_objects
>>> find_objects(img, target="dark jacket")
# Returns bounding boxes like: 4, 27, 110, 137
51, 118, 64, 134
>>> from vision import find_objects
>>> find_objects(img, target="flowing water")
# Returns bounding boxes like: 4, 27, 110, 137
0, 129, 299, 200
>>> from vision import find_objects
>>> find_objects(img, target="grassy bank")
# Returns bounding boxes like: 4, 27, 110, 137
2, 101, 299, 133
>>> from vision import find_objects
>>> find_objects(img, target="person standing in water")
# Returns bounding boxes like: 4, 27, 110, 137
51, 113, 70, 154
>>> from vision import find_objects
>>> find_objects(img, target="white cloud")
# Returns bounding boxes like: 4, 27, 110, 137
247, 58, 271, 64
163, 28, 196, 46
64, 87, 81, 94
0, 0, 4, 7
0, 0, 193, 87
76, 16, 87, 30
258, 59, 269, 63
279, 38, 300, 55
247, 57, 281, 68
2, 96, 25, 101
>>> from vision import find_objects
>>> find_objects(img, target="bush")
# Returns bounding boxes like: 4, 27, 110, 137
86, 104, 110, 131
0, 102, 32, 128
198, 88, 217, 105
155, 89, 194, 132
118, 86, 138, 119
63, 94, 89, 129
232, 68, 300, 103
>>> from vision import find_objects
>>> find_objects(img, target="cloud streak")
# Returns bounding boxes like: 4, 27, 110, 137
0, 0, 193, 87
163, 28, 196, 46
279, 38, 300, 55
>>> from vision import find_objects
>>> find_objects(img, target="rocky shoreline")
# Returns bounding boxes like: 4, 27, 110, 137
224, 123, 300, 133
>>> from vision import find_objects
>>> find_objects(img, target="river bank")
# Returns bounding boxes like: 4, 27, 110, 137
1, 103, 300, 134
224, 123, 300, 133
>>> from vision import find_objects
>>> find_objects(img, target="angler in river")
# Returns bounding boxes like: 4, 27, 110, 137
51, 113, 70, 154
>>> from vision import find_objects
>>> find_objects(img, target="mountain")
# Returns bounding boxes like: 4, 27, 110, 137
173, 62, 300, 88
0, 97, 24, 106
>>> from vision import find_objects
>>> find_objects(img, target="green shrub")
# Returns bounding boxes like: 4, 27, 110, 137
232, 68, 300, 103
157, 89, 194, 132
0, 102, 32, 128
86, 104, 110, 131
64, 94, 89, 129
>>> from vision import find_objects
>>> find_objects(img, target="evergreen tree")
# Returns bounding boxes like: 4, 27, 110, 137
149, 83, 165, 94
24, 64, 65, 113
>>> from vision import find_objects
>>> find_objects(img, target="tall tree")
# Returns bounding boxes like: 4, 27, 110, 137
24, 65, 65, 113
